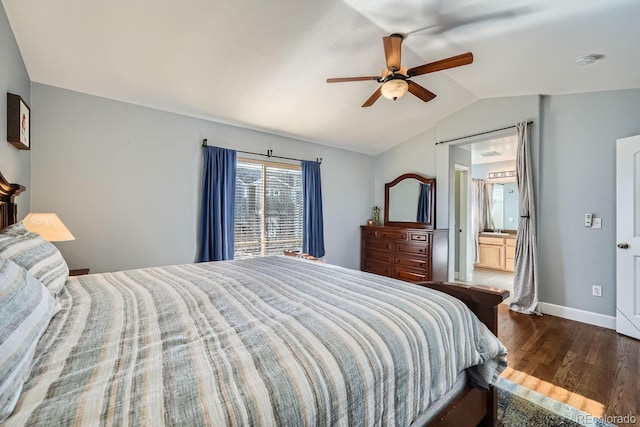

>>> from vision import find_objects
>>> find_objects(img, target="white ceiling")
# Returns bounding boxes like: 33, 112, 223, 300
3, 0, 640, 155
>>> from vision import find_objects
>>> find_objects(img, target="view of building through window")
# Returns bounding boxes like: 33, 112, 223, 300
234, 159, 303, 259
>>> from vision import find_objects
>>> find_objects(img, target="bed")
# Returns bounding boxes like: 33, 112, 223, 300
0, 173, 508, 426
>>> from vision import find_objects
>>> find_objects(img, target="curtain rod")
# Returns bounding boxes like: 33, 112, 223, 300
201, 139, 322, 164
435, 120, 534, 146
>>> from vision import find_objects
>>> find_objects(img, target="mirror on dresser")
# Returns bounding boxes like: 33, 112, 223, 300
384, 173, 436, 229
361, 173, 447, 284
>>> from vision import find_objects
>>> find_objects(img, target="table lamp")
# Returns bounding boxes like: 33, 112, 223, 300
22, 213, 75, 242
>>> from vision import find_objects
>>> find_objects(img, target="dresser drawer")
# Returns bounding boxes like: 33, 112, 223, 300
395, 242, 428, 255
395, 256, 428, 270
394, 267, 429, 283
361, 226, 445, 284
363, 229, 381, 239
409, 232, 429, 242
380, 230, 408, 240
364, 250, 393, 264
363, 261, 393, 276
363, 239, 393, 251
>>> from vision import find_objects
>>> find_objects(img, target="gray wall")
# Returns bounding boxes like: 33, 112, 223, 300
435, 96, 541, 231
376, 90, 640, 318
539, 89, 640, 316
373, 127, 438, 218
436, 96, 539, 283
0, 2, 30, 217
30, 83, 373, 273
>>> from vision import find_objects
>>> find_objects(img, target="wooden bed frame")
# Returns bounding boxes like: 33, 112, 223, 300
0, 171, 25, 230
2, 173, 507, 427
418, 281, 508, 427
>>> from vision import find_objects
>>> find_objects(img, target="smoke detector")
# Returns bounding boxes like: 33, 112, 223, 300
575, 54, 599, 66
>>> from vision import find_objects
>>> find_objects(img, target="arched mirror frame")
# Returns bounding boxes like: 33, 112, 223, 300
384, 173, 436, 230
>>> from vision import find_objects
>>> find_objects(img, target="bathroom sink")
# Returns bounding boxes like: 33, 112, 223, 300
481, 232, 512, 236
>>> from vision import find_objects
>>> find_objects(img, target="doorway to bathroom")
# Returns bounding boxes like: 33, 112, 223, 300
452, 133, 518, 297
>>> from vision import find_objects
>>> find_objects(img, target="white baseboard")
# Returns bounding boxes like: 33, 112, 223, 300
538, 302, 616, 330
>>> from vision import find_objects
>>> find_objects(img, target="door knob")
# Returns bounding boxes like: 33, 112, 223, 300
618, 243, 630, 249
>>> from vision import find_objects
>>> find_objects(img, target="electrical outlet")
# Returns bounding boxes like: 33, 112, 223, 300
592, 218, 602, 229
592, 285, 602, 297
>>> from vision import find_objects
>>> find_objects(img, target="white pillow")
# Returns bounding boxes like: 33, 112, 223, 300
0, 222, 69, 296
0, 256, 60, 422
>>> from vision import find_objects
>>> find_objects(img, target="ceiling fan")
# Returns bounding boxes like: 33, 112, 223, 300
326, 34, 473, 107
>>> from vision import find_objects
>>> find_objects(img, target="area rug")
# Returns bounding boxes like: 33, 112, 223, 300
496, 377, 618, 427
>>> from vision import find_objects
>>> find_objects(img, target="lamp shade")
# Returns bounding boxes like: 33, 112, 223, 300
381, 79, 408, 100
22, 213, 75, 242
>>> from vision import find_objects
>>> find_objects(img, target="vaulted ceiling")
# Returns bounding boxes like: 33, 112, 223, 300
3, 0, 640, 155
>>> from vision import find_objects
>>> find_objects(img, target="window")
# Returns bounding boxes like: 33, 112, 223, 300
234, 159, 303, 259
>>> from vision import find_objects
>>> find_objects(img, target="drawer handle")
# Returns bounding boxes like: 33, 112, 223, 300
397, 260, 425, 267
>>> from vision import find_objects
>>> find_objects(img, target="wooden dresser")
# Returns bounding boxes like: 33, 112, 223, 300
361, 225, 448, 283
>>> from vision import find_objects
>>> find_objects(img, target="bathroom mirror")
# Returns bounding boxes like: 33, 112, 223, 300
491, 181, 519, 230
384, 173, 435, 229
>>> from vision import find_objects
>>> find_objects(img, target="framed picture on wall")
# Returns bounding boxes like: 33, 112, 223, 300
6, 92, 30, 150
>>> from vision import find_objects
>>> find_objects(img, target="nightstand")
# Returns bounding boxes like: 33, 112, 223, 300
69, 268, 90, 276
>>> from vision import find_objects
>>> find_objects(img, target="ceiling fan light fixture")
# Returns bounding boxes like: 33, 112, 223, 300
381, 79, 408, 100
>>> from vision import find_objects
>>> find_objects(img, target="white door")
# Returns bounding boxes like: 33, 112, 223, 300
617, 135, 640, 339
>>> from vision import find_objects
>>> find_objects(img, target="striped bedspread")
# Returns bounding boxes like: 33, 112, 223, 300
6, 256, 507, 426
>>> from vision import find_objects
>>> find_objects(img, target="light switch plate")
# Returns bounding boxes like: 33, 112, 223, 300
592, 218, 602, 229
585, 213, 592, 227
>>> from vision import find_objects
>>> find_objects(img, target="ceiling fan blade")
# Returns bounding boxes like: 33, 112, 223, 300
407, 52, 473, 77
407, 81, 436, 103
383, 34, 403, 72
362, 87, 382, 108
326, 76, 380, 83
407, 8, 528, 36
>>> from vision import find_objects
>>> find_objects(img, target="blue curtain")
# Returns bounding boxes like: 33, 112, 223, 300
416, 183, 431, 222
302, 160, 325, 258
197, 146, 237, 262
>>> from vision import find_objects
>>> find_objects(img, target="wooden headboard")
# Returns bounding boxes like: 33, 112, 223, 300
0, 171, 25, 230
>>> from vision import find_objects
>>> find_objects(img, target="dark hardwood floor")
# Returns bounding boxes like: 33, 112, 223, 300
497, 304, 639, 426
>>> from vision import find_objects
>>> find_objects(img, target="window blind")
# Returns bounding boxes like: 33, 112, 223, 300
234, 159, 303, 259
